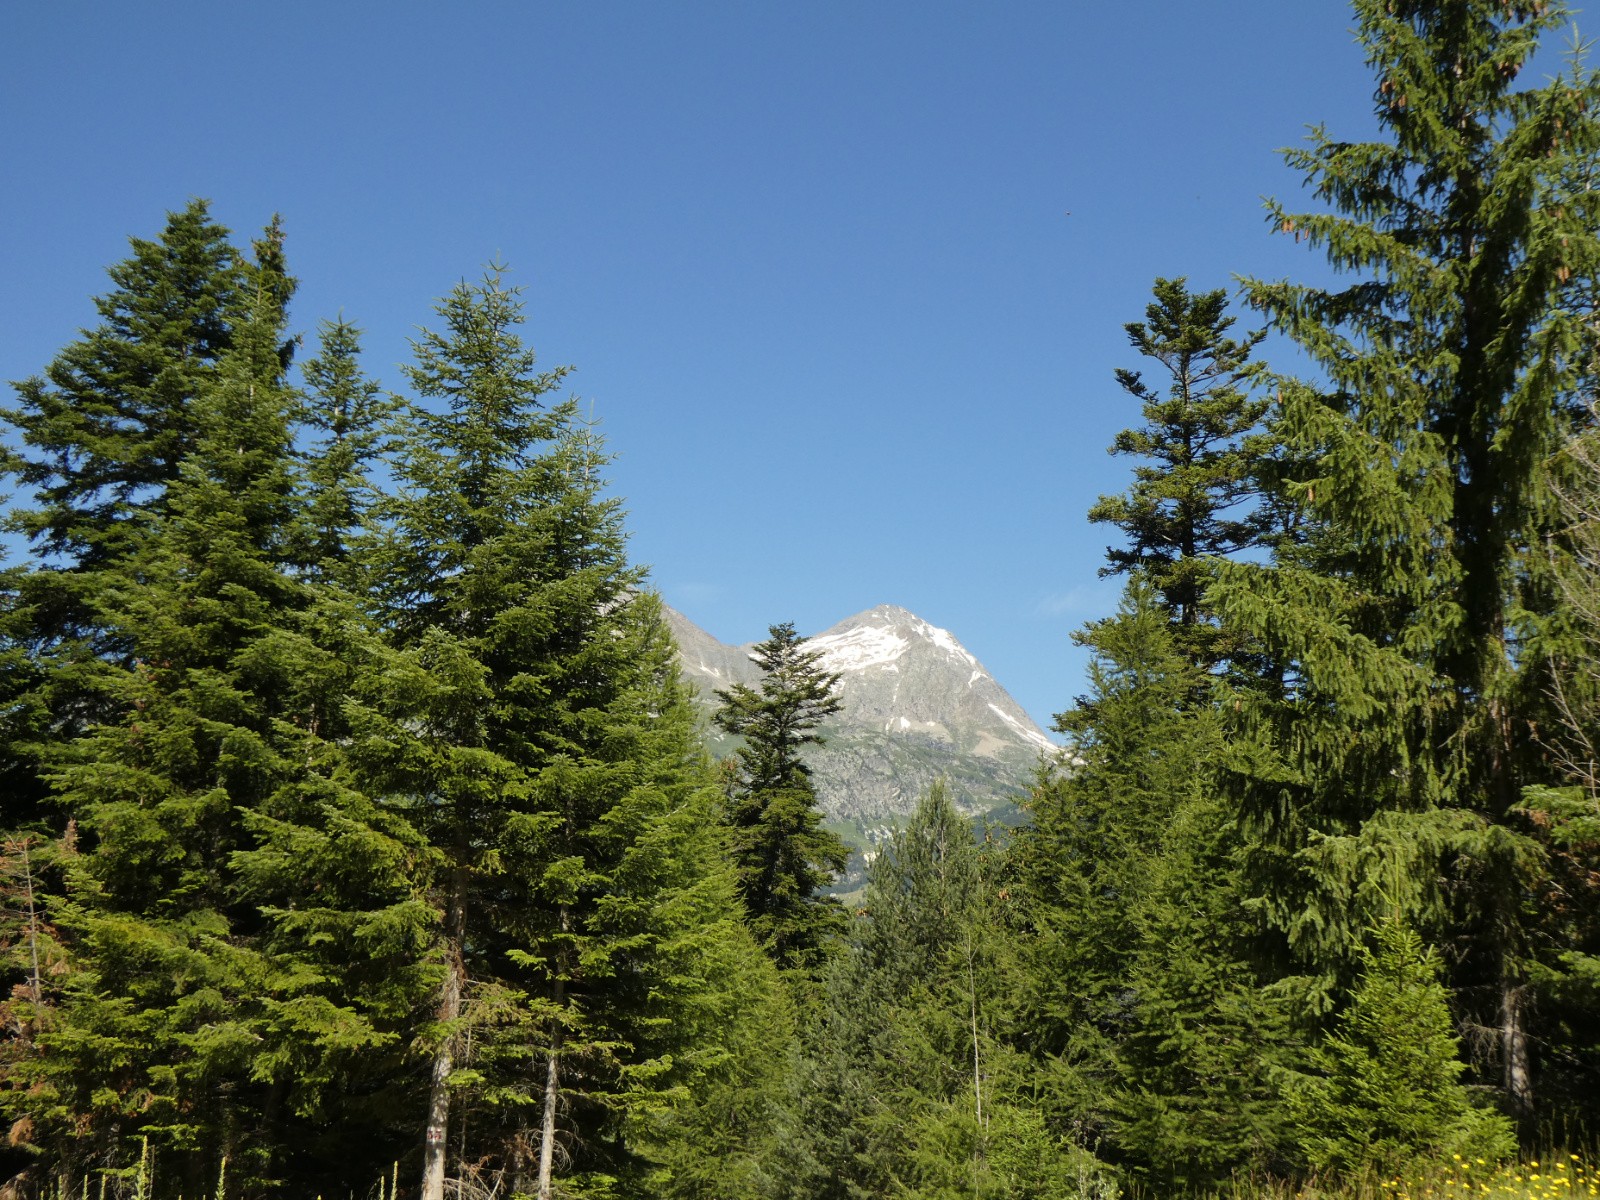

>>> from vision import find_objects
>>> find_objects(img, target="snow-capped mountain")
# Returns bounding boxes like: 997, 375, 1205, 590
664, 603, 1059, 832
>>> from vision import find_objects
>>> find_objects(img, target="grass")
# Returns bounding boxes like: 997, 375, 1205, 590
1379, 1154, 1597, 1200
16, 1145, 1596, 1200
1172, 1154, 1600, 1200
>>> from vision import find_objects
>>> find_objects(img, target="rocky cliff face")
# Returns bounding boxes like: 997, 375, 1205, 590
664, 602, 1058, 834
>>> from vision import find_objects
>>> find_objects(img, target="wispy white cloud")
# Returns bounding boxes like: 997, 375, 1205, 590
1034, 580, 1117, 618
667, 581, 724, 607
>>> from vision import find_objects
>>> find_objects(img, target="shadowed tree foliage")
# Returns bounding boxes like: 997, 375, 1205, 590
1018, 584, 1299, 1188
1210, 0, 1600, 1115
778, 783, 1113, 1200
714, 623, 850, 972
1, 202, 260, 841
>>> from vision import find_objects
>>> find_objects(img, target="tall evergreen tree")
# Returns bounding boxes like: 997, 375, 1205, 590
1, 202, 257, 839
2, 200, 253, 569
1210, 0, 1600, 1113
373, 266, 778, 1200
3, 219, 321, 1188
1018, 584, 1297, 1188
1, 220, 436, 1199
1088, 278, 1275, 663
713, 623, 850, 972
295, 316, 399, 579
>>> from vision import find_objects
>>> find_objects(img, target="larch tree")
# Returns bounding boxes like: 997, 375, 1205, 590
1210, 0, 1600, 1113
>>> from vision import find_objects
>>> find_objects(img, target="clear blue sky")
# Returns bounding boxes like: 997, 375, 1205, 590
4, 2, 1419, 729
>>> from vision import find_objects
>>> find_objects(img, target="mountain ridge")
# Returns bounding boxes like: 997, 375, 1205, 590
664, 602, 1058, 830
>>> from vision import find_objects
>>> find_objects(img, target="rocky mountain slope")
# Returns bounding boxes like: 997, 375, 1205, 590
665, 603, 1059, 846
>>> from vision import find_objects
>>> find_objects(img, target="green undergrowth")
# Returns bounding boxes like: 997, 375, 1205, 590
1120, 1152, 1600, 1200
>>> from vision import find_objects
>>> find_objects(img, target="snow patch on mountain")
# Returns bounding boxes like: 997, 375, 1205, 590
663, 602, 1060, 831
806, 623, 909, 672
921, 621, 979, 666
987, 702, 1059, 756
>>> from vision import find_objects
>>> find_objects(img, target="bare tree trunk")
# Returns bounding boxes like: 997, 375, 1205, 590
17, 839, 43, 1010
535, 906, 569, 1200
968, 947, 982, 1129
421, 865, 469, 1200
534, 1022, 562, 1200
1502, 979, 1533, 1112
966, 933, 985, 1200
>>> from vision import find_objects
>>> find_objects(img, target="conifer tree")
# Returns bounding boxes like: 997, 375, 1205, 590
1516, 415, 1600, 1120
6, 219, 322, 1187
1088, 278, 1275, 663
295, 317, 399, 578
1210, 0, 1600, 1112
2, 200, 252, 568
2, 202, 257, 843
1019, 584, 1296, 1187
1289, 917, 1515, 1175
0, 220, 436, 1198
373, 266, 777, 1200
713, 623, 850, 972
780, 784, 1111, 1200
0, 214, 789, 1195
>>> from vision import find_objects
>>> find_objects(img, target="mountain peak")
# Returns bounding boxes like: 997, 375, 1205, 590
814, 605, 980, 673
840, 602, 916, 623
664, 600, 1057, 813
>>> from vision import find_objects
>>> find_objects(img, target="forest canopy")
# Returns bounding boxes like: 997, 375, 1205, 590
4, 2, 1600, 1198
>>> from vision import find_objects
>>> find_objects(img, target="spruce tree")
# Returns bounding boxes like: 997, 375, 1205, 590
780, 784, 1112, 1200
8, 220, 318, 1187
1210, 0, 1600, 1112
1088, 278, 1274, 663
373, 266, 779, 1200
1290, 917, 1515, 1176
713, 623, 850, 972
1018, 584, 1296, 1187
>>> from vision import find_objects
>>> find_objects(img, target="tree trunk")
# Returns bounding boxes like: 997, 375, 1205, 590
421, 864, 469, 1200
534, 1023, 562, 1200
536, 905, 569, 1200
1502, 978, 1533, 1112
17, 839, 43, 1010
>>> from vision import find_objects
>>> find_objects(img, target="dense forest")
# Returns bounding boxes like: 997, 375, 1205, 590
5, 2, 1600, 1197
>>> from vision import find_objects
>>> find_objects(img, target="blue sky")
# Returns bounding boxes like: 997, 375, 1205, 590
5, 2, 1411, 729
